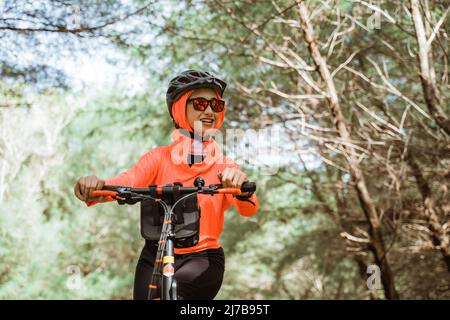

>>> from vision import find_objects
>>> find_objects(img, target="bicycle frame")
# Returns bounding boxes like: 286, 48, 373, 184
92, 177, 256, 300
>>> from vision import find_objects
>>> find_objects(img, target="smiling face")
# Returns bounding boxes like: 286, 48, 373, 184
186, 87, 220, 136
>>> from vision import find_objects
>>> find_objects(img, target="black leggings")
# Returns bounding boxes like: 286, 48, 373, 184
133, 241, 225, 300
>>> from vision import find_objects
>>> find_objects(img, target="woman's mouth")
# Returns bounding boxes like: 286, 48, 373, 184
200, 118, 214, 126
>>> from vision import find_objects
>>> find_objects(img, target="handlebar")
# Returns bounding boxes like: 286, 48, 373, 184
91, 179, 256, 204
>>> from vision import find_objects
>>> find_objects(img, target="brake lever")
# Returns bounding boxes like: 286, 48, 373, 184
114, 190, 142, 205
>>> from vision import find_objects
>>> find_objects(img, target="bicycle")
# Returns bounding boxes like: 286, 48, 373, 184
91, 177, 256, 300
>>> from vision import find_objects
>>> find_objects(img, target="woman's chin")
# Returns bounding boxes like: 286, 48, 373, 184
194, 126, 216, 137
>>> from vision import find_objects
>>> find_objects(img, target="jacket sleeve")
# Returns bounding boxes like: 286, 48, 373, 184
227, 193, 259, 217
221, 157, 259, 217
85, 149, 160, 207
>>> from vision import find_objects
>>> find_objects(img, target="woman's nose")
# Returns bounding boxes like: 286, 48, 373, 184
203, 104, 214, 115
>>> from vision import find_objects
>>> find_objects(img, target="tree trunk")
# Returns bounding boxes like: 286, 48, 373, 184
354, 255, 381, 300
296, 0, 400, 299
410, 0, 450, 135
308, 160, 380, 299
406, 152, 450, 271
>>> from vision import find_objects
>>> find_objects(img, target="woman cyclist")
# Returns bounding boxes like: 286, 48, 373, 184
73, 70, 259, 300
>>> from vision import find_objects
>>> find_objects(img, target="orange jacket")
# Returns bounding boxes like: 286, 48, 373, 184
86, 143, 259, 255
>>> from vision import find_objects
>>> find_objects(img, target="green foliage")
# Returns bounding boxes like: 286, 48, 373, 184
0, 79, 170, 298
1, 0, 449, 300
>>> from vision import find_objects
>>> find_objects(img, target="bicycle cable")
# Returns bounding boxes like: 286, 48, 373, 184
147, 191, 201, 299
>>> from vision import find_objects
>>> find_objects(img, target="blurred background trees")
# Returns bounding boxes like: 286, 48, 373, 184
0, 0, 448, 299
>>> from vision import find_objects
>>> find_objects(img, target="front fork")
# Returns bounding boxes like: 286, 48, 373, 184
162, 206, 177, 300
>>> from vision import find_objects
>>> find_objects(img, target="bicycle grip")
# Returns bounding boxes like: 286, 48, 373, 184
241, 182, 256, 193
91, 190, 117, 197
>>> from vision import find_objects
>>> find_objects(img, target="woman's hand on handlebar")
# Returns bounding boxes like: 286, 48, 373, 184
74, 175, 106, 202
218, 167, 250, 196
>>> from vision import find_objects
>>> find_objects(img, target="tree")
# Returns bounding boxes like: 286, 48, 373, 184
146, 0, 449, 299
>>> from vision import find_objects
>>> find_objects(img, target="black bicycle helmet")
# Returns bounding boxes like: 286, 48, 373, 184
166, 69, 227, 118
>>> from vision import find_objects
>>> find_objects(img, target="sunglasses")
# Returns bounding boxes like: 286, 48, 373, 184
187, 97, 225, 113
